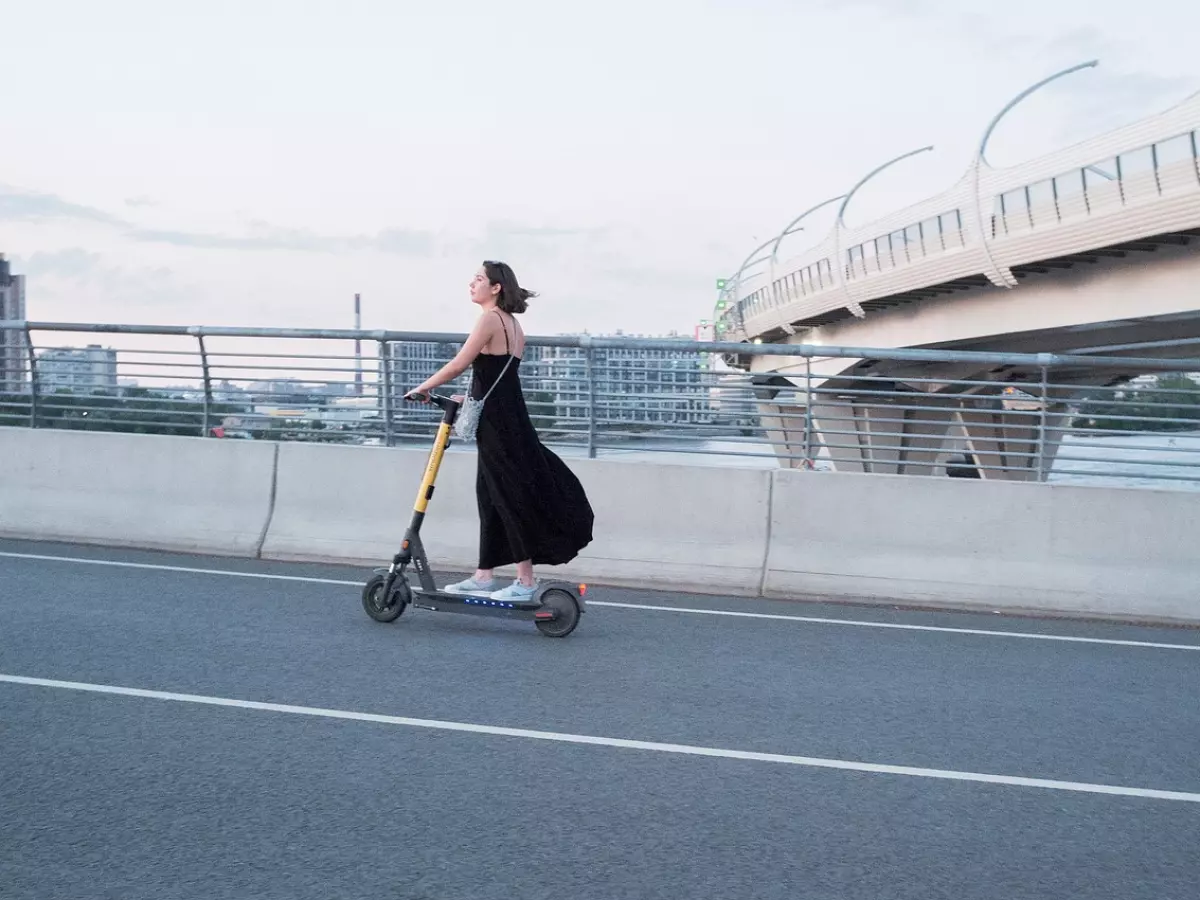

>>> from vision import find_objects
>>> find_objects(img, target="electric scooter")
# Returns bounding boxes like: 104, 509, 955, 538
360, 390, 586, 638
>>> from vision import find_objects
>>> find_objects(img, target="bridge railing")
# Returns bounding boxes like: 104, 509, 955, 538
721, 99, 1200, 341
2, 321, 1200, 488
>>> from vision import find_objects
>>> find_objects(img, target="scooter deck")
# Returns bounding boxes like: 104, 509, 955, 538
409, 588, 556, 622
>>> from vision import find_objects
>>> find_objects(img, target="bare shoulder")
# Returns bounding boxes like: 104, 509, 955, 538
471, 311, 502, 337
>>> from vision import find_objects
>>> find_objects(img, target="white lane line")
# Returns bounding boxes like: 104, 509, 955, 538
3, 673, 1198, 804
591, 600, 1200, 651
3, 550, 1198, 652
0, 550, 356, 586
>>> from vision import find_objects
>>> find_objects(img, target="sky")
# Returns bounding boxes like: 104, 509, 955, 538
2, 0, 1199, 339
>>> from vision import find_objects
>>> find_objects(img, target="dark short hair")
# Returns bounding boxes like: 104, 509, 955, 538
483, 260, 538, 315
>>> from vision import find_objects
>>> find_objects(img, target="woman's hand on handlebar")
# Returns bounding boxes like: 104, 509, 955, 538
404, 388, 464, 405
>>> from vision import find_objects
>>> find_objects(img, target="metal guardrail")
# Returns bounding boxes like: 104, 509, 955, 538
2, 321, 1200, 489
717, 93, 1200, 341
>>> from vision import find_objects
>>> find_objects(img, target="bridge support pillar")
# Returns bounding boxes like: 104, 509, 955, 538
809, 394, 958, 476
751, 376, 812, 468
750, 372, 1075, 479
953, 392, 1072, 481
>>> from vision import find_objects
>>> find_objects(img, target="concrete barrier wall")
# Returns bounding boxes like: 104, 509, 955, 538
260, 441, 772, 594
0, 428, 277, 556
3, 428, 1197, 621
764, 469, 1199, 621
560, 457, 771, 593
260, 442, 483, 569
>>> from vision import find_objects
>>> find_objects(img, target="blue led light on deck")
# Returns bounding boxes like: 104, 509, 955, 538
462, 598, 514, 609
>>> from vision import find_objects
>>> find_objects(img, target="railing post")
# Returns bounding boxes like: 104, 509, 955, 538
24, 325, 39, 428
379, 339, 394, 448
803, 356, 814, 468
196, 333, 213, 437
584, 341, 596, 459
1035, 360, 1050, 482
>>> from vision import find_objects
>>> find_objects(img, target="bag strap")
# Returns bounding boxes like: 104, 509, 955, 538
478, 355, 514, 404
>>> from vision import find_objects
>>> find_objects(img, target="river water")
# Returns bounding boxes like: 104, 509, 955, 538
540, 430, 1200, 491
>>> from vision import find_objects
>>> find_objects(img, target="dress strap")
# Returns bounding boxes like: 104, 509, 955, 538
493, 309, 511, 355
492, 309, 511, 355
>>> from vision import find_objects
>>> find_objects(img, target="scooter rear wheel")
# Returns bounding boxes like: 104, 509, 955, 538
534, 589, 581, 638
362, 574, 409, 623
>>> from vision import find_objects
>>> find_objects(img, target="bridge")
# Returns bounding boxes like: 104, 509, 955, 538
2, 334, 1199, 898
716, 67, 1200, 480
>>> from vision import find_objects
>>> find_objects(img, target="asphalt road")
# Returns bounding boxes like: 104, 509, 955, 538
2, 537, 1198, 899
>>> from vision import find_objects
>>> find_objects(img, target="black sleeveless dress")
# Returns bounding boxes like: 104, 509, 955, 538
470, 315, 595, 571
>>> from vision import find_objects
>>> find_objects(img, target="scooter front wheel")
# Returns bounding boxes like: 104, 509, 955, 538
362, 574, 409, 623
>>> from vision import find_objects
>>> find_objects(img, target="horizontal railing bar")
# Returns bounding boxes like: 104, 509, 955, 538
12, 415, 207, 427
29, 418, 205, 431
207, 363, 370, 375
817, 455, 1038, 475
1050, 466, 1200, 483
1053, 428, 1200, 441
818, 438, 1037, 460
586, 432, 779, 446
208, 351, 377, 361
29, 350, 200, 361
8, 320, 1200, 372
32, 360, 205, 373
32, 403, 206, 415
805, 417, 1042, 433
589, 444, 789, 462
1052, 413, 1200, 427
1056, 443, 1200, 457
1055, 453, 1200, 468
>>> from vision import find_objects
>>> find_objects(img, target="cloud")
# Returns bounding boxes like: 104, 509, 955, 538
821, 0, 931, 14
488, 222, 608, 240
127, 225, 326, 252
1031, 44, 1195, 135
2, 182, 614, 265
0, 185, 128, 227
21, 247, 105, 279
449, 219, 612, 266
360, 228, 437, 257
126, 221, 440, 257
124, 196, 158, 208
1, 184, 441, 256
16, 247, 198, 313
824, 2, 1193, 131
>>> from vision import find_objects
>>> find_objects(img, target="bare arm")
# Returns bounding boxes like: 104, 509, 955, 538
406, 314, 498, 397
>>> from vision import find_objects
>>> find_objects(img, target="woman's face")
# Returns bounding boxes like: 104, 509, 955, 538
469, 267, 498, 306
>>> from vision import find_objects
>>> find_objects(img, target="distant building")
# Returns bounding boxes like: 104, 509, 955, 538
540, 332, 713, 426
380, 340, 464, 423
709, 373, 758, 423
380, 340, 547, 423
38, 345, 119, 392
0, 254, 26, 394
376, 332, 711, 429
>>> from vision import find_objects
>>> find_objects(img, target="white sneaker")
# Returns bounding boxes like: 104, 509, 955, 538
443, 576, 497, 595
490, 580, 538, 602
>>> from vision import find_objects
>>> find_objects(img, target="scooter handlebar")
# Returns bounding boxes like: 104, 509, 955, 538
405, 390, 461, 411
